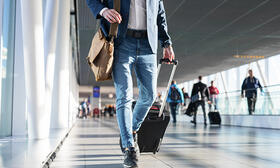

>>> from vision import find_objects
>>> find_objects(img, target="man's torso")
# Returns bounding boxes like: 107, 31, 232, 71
100, 0, 160, 52
244, 77, 258, 97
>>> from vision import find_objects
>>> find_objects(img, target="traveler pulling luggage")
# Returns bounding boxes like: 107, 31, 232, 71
136, 58, 178, 154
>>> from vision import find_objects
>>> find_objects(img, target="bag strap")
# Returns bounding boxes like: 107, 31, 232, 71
108, 0, 121, 38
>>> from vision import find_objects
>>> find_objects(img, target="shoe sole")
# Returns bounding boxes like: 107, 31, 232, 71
123, 164, 138, 168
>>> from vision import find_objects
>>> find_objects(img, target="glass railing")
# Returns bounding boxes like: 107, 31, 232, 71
210, 84, 280, 115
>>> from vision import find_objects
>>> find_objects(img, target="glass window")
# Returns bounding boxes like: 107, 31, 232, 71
0, 0, 16, 137
182, 54, 280, 115
268, 55, 280, 85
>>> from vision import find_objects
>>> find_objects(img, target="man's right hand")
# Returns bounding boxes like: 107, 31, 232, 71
102, 9, 122, 24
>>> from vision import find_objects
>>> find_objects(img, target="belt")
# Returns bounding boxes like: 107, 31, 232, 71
126, 29, 148, 39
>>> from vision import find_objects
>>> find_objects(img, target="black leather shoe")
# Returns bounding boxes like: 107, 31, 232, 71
123, 148, 138, 168
120, 133, 139, 156
190, 120, 196, 125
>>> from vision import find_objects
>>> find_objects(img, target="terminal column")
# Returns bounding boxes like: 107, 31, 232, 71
51, 0, 71, 129
20, 0, 47, 139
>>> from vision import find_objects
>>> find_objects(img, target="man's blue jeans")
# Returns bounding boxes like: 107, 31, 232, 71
113, 36, 157, 149
209, 96, 218, 111
169, 102, 179, 123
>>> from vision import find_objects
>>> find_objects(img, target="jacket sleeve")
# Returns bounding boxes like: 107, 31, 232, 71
216, 87, 219, 94
257, 78, 263, 92
205, 86, 210, 100
86, 0, 106, 19
191, 84, 195, 97
241, 78, 246, 95
157, 0, 172, 48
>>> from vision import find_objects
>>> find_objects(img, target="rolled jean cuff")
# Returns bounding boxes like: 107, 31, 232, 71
122, 140, 134, 149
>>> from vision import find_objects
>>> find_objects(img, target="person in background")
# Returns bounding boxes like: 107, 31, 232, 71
86, 101, 92, 117
208, 81, 219, 111
181, 87, 189, 106
93, 108, 100, 118
156, 92, 163, 104
80, 99, 88, 119
191, 76, 211, 125
167, 80, 184, 123
241, 69, 263, 115
108, 105, 114, 117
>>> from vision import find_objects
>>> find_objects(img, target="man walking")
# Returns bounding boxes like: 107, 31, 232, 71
190, 76, 210, 125
241, 69, 263, 115
87, 0, 175, 167
167, 80, 184, 124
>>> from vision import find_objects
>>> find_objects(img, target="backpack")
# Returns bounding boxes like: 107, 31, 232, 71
170, 86, 181, 101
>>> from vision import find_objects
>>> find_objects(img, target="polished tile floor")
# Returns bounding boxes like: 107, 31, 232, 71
51, 117, 280, 168
0, 128, 68, 168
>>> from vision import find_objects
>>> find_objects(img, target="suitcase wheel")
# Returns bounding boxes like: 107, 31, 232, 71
153, 138, 162, 154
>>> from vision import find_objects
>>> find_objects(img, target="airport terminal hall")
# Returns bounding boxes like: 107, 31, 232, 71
1, 0, 280, 168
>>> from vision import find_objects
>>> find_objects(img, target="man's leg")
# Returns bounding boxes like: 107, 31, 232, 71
174, 103, 179, 123
113, 62, 135, 149
214, 98, 218, 110
201, 101, 207, 124
192, 102, 199, 124
169, 103, 175, 123
169, 103, 178, 123
132, 50, 157, 132
113, 38, 137, 150
252, 98, 257, 113
247, 98, 252, 115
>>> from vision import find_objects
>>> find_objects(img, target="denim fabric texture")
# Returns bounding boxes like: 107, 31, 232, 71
113, 36, 157, 148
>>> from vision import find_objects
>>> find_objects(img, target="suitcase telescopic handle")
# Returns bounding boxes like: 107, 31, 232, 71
159, 58, 178, 65
157, 59, 178, 117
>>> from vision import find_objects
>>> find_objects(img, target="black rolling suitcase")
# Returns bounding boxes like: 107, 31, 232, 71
208, 111, 221, 125
137, 59, 178, 154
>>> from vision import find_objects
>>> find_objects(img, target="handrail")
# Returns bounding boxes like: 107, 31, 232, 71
217, 84, 280, 95
190, 84, 280, 115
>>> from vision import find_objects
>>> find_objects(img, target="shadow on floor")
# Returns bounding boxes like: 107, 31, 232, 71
70, 154, 122, 159
53, 163, 123, 168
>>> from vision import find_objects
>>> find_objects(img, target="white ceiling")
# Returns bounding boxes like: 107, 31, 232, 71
77, 0, 280, 87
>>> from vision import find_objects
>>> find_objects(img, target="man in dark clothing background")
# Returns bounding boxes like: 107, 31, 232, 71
191, 76, 210, 125
241, 69, 263, 115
